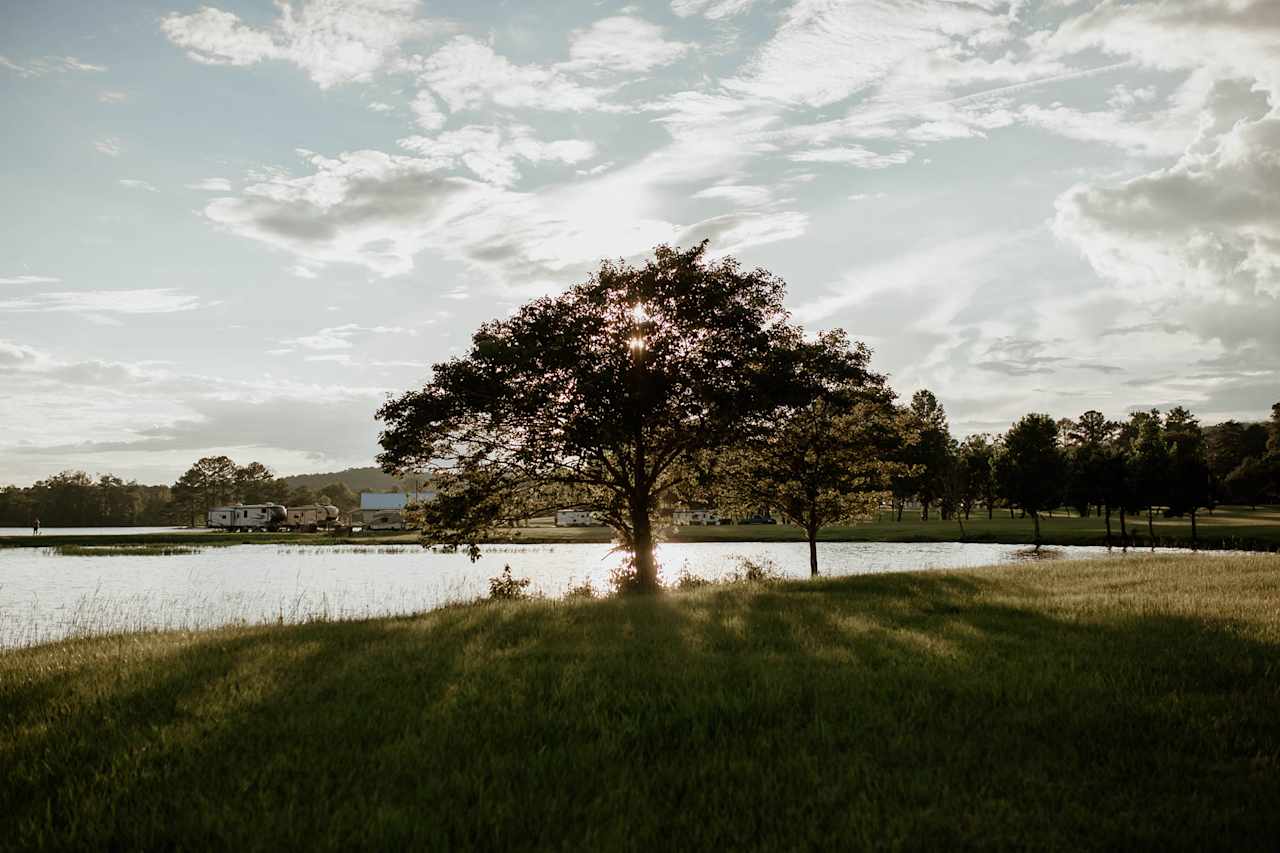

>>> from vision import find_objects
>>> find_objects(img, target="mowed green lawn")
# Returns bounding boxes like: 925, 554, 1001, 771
2, 505, 1277, 550
3, 554, 1278, 849
493, 505, 1280, 549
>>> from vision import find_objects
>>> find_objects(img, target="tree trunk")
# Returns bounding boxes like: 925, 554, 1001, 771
1032, 511, 1041, 551
1147, 506, 1155, 551
1190, 509, 1198, 549
921, 500, 929, 521
1104, 505, 1112, 548
988, 502, 993, 520
632, 507, 658, 590
896, 501, 903, 522
1119, 506, 1128, 550
808, 527, 819, 577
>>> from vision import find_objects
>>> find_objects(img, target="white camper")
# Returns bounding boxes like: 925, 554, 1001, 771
207, 504, 287, 531
673, 509, 720, 526
285, 504, 340, 531
555, 510, 601, 527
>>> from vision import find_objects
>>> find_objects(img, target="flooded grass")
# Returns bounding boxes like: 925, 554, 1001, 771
2, 553, 1278, 849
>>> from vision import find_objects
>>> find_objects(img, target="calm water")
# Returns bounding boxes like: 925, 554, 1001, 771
0, 541, 1198, 649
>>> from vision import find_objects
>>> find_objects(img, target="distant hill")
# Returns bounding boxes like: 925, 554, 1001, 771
279, 467, 424, 494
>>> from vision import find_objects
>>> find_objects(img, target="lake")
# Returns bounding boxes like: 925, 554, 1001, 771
0, 540, 1204, 649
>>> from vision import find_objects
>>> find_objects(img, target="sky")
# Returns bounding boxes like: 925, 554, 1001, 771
1, 0, 1277, 486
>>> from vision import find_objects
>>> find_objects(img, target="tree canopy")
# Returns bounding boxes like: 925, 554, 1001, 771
377, 242, 867, 590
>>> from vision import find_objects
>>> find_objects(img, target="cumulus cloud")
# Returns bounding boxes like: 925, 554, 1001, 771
564, 16, 691, 76
398, 125, 596, 186
415, 36, 613, 112
162, 0, 451, 88
1050, 1, 1280, 358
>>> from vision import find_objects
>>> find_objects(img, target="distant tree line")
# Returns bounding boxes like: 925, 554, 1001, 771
0, 457, 361, 527
884, 397, 1280, 547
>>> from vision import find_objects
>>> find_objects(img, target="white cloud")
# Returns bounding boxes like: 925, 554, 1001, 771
0, 289, 200, 314
0, 275, 61, 285
677, 211, 808, 256
94, 137, 122, 157
410, 89, 446, 130
670, 0, 757, 19
397, 124, 596, 186
692, 184, 773, 206
564, 16, 691, 76
98, 90, 128, 103
723, 0, 1010, 108
118, 179, 159, 192
790, 146, 914, 169
186, 177, 233, 191
280, 323, 417, 352
367, 100, 394, 112
162, 0, 451, 89
0, 55, 106, 78
416, 36, 613, 112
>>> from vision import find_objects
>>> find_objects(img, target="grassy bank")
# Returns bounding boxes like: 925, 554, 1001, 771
3, 505, 1279, 551
3, 554, 1278, 849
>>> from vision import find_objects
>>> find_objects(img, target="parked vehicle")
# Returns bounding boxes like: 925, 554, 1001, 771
284, 504, 340, 532
672, 509, 720, 526
352, 508, 407, 531
555, 510, 603, 527
207, 504, 286, 531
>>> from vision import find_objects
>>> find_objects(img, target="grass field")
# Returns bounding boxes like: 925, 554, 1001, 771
3, 554, 1278, 849
2, 505, 1279, 551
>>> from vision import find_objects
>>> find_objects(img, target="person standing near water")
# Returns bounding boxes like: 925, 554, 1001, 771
32, 518, 40, 536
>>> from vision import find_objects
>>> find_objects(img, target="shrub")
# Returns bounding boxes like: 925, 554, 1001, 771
487, 565, 532, 601
674, 568, 712, 591
608, 560, 649, 596
564, 578, 597, 600
724, 555, 783, 584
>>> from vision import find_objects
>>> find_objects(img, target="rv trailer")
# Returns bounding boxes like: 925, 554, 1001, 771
207, 504, 287, 531
284, 504, 340, 532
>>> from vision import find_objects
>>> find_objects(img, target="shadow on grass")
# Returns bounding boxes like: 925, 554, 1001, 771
3, 570, 1278, 850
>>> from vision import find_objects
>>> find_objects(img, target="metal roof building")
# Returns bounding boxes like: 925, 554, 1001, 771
359, 491, 436, 510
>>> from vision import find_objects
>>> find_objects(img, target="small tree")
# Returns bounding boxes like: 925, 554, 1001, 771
1128, 411, 1168, 547
716, 337, 901, 576
995, 414, 1066, 550
377, 242, 830, 592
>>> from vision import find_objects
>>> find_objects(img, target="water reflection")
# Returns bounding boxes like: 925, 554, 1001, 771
0, 541, 1205, 648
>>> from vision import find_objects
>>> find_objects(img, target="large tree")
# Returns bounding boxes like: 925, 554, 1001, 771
715, 334, 901, 576
958, 434, 997, 520
994, 413, 1066, 549
377, 242, 827, 591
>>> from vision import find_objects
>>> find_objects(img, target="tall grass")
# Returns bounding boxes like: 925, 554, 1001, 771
2, 554, 1277, 849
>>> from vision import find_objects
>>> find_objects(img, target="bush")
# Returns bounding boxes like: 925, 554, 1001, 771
608, 560, 649, 596
724, 555, 783, 584
674, 567, 712, 591
564, 578, 597, 600
487, 564, 532, 601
